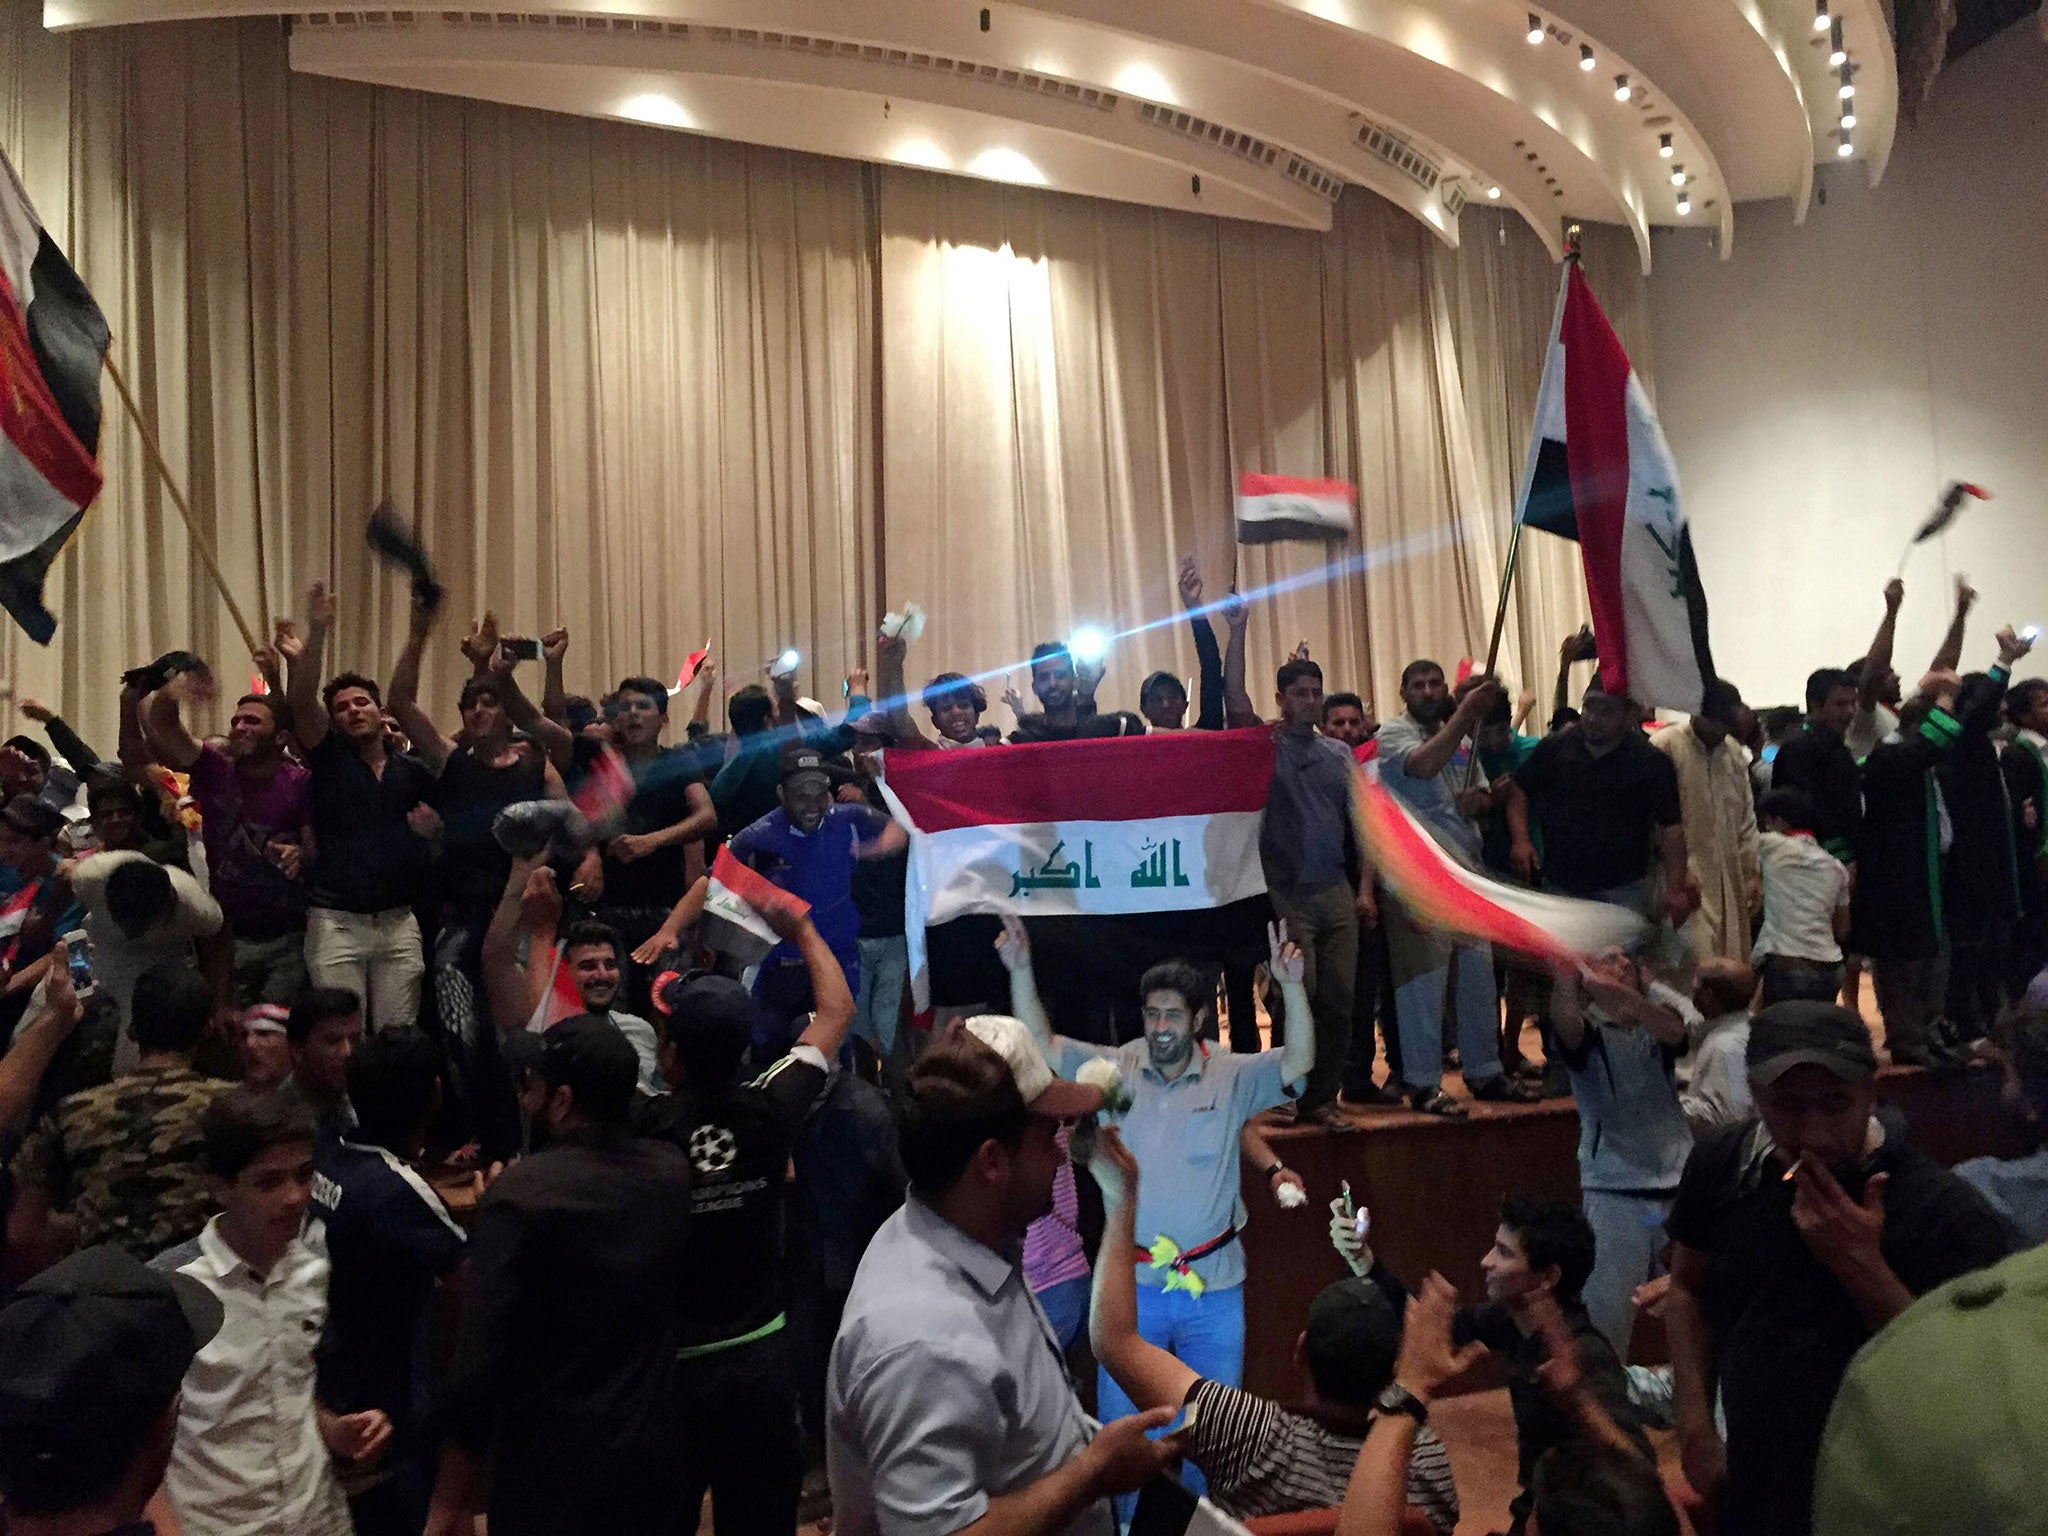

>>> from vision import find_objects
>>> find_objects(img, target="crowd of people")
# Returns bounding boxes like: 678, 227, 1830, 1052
0, 551, 2044, 1536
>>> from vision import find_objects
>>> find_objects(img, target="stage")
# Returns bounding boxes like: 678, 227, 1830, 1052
1235, 1058, 2025, 1400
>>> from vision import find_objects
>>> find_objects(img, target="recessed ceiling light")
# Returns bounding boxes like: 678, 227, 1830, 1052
1676, 194, 1692, 215
1613, 73, 1631, 101
1487, 185, 1501, 199
1837, 139, 1854, 157
1829, 18, 1846, 65
1840, 80, 1856, 99
1670, 165, 1686, 187
1814, 1, 1831, 33
1527, 12, 1544, 44
1658, 132, 1673, 158
1579, 43, 1594, 70
1841, 108, 1858, 129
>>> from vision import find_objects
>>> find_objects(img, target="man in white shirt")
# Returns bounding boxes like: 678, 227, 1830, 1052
71, 847, 231, 1068
1679, 959, 1757, 1136
1752, 788, 1852, 1007
153, 1086, 390, 1536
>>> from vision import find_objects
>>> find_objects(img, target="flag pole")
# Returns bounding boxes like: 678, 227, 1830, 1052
1462, 250, 1576, 787
101, 352, 263, 656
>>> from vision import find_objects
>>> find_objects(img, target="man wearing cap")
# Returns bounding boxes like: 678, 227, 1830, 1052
428, 1014, 693, 1536
828, 1015, 1186, 1536
636, 899, 853, 1536
0, 1245, 224, 1535
728, 739, 907, 1054
1663, 999, 2018, 1536
997, 918, 1315, 1477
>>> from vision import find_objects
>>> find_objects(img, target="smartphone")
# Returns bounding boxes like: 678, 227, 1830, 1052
504, 637, 542, 662
60, 929, 93, 997
1339, 1178, 1370, 1241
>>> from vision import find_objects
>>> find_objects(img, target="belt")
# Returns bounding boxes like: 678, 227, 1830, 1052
676, 1311, 785, 1360
1133, 1224, 1238, 1299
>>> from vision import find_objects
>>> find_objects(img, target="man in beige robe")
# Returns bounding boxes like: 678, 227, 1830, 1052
1653, 683, 1760, 971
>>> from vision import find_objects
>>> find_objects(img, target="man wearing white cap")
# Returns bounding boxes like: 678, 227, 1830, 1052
828, 1015, 1187, 1536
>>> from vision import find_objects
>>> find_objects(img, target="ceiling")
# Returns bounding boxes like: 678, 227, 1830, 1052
42, 0, 1901, 272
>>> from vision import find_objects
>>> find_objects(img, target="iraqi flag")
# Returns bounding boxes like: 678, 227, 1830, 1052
1516, 263, 1714, 713
0, 151, 108, 644
1235, 473, 1355, 544
879, 729, 1276, 1005
702, 844, 811, 967
1350, 763, 1647, 962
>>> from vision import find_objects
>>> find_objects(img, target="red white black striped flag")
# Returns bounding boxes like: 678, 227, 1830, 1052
0, 150, 108, 643
1516, 264, 1715, 713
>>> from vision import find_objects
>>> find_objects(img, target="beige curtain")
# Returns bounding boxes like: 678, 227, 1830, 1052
0, 1, 1651, 746
0, 6, 875, 745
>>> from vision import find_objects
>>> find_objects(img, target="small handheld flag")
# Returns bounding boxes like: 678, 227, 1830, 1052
1911, 481, 1991, 544
1235, 474, 1356, 545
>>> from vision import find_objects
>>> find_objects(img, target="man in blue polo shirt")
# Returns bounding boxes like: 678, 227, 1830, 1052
999, 915, 1313, 1486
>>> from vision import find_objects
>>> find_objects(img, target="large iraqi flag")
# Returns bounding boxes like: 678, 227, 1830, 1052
879, 729, 1276, 1003
1516, 262, 1715, 713
0, 150, 107, 643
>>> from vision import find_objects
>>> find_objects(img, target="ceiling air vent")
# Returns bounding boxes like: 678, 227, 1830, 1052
1353, 121, 1442, 192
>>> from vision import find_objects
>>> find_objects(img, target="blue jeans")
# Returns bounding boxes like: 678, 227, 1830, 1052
1033, 1275, 1090, 1351
1385, 901, 1503, 1092
1098, 1282, 1245, 1507
1581, 1189, 1674, 1363
854, 935, 909, 1058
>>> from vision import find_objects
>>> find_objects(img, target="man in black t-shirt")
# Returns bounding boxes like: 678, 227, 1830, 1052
281, 581, 438, 1032
1007, 642, 1146, 741
635, 902, 853, 1536
1506, 682, 1692, 921
311, 1027, 465, 1536
1769, 668, 1864, 862
1664, 1001, 2017, 1536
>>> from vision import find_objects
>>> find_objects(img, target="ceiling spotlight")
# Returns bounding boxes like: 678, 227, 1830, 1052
1487, 185, 1502, 199
1579, 43, 1595, 70
1841, 107, 1858, 129
1829, 18, 1846, 65
1837, 137, 1854, 158
1671, 165, 1686, 187
1527, 12, 1544, 44
1658, 132, 1674, 158
1676, 194, 1691, 215
1814, 1, 1831, 33
1840, 79, 1856, 99
1613, 73, 1631, 101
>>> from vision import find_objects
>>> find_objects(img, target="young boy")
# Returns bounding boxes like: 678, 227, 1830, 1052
154, 1087, 390, 1536
1753, 787, 1852, 1006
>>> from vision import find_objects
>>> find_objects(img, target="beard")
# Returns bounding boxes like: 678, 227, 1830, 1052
1146, 1030, 1195, 1072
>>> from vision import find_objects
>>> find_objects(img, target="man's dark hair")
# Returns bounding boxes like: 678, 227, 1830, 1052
922, 673, 986, 714
1529, 1442, 1679, 1536
1761, 705, 1804, 741
562, 919, 621, 962
615, 676, 669, 716
286, 986, 361, 1046
3, 735, 50, 770
1322, 691, 1364, 720
1139, 671, 1185, 706
200, 1085, 317, 1181
235, 692, 288, 731
1759, 786, 1819, 833
322, 671, 383, 710
1548, 707, 1581, 733
1029, 642, 1071, 669
346, 1027, 442, 1152
104, 859, 174, 940
1499, 1196, 1597, 1305
129, 960, 212, 1055
1276, 658, 1323, 694
897, 1023, 1028, 1196
456, 677, 501, 713
85, 775, 142, 814
1400, 658, 1444, 689
1700, 678, 1743, 727
1137, 960, 1210, 1022
563, 694, 599, 734
2006, 677, 2048, 726
729, 684, 774, 736
1804, 667, 1858, 711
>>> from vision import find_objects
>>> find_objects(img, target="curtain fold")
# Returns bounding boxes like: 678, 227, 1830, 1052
0, 1, 1651, 745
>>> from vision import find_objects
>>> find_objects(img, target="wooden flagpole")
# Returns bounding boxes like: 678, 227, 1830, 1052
100, 352, 262, 656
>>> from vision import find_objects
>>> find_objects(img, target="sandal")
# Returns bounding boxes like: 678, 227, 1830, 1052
1408, 1087, 1468, 1118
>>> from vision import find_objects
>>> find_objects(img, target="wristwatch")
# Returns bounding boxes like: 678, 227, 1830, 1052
1263, 1161, 1287, 1180
1375, 1382, 1429, 1425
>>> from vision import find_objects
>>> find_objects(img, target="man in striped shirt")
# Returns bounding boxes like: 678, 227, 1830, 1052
1085, 1129, 1457, 1533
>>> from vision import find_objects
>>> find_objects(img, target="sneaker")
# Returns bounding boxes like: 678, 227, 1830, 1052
1408, 1086, 1468, 1118
1471, 1075, 1541, 1104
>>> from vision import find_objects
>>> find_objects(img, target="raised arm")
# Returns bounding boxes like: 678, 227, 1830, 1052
1859, 579, 1905, 711
629, 875, 709, 967
875, 632, 934, 748
995, 914, 1057, 1059
388, 595, 455, 772
1180, 557, 1225, 731
1087, 1127, 1201, 1411
1270, 920, 1316, 1090
1930, 575, 1975, 676
0, 969, 82, 1135
481, 857, 560, 1037
1219, 587, 1259, 727
1400, 678, 1499, 783
1554, 626, 1595, 723
486, 648, 574, 776
539, 626, 571, 728
282, 582, 335, 753
686, 654, 719, 738
18, 696, 104, 779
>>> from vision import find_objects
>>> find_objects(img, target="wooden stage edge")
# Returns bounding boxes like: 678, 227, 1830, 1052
1234, 1059, 2023, 1402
